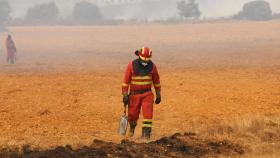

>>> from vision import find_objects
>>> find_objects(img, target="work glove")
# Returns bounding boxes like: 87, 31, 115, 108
155, 91, 161, 104
123, 94, 129, 107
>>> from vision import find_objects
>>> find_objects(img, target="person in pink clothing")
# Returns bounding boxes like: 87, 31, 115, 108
6, 34, 17, 64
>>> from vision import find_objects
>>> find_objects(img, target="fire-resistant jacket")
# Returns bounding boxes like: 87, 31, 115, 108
122, 59, 161, 95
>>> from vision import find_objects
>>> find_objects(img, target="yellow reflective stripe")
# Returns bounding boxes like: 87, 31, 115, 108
141, 47, 145, 54
139, 55, 151, 61
132, 76, 152, 80
131, 81, 152, 85
154, 83, 161, 87
143, 119, 152, 127
122, 83, 129, 87
143, 119, 153, 122
143, 124, 152, 127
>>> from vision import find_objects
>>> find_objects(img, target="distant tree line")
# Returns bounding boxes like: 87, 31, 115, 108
70, 1, 103, 25
177, 0, 201, 20
1, 1, 118, 26
0, 0, 280, 26
25, 2, 59, 25
233, 0, 273, 21
176, 0, 279, 22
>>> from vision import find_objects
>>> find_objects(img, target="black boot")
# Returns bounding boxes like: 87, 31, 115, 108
142, 127, 151, 140
129, 122, 137, 137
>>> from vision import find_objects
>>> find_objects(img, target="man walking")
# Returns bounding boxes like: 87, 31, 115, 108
122, 47, 161, 140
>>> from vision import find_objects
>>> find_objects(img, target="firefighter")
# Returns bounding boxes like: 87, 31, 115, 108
6, 34, 17, 64
122, 47, 161, 140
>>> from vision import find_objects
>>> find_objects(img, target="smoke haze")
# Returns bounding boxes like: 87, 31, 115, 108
7, 0, 280, 20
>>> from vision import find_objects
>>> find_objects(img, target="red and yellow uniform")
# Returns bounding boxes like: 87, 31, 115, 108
122, 47, 161, 139
122, 60, 161, 96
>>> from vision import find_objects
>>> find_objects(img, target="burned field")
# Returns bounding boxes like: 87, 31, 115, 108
0, 133, 244, 158
0, 21, 279, 157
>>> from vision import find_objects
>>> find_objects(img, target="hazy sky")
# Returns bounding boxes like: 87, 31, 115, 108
8, 0, 280, 19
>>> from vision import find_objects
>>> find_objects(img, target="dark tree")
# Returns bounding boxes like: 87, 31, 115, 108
177, 0, 201, 20
234, 0, 272, 21
72, 1, 103, 24
0, 0, 11, 24
25, 2, 59, 24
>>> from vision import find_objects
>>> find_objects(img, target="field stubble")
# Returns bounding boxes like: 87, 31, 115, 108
0, 21, 279, 157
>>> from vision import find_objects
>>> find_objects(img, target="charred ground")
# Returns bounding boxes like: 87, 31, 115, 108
0, 133, 244, 158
